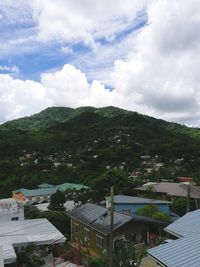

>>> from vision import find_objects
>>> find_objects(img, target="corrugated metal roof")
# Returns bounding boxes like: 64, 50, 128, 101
165, 209, 200, 237
105, 195, 170, 204
37, 183, 54, 188
69, 203, 163, 235
148, 209, 200, 267
56, 183, 89, 191
13, 183, 89, 197
148, 233, 200, 267
13, 187, 57, 197
0, 218, 66, 264
136, 182, 200, 198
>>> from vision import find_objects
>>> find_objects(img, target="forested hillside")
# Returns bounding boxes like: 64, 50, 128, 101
1, 106, 200, 198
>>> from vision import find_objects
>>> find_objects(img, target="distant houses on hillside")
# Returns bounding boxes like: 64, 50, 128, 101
135, 182, 200, 208
12, 182, 89, 204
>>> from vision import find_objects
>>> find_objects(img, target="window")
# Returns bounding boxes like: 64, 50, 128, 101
96, 235, 103, 248
84, 228, 90, 241
73, 223, 79, 233
11, 217, 19, 221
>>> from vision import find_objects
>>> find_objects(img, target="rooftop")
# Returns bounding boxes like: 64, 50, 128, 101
56, 182, 89, 192
13, 187, 57, 197
13, 183, 89, 197
136, 182, 200, 198
105, 195, 170, 204
0, 218, 66, 264
148, 209, 200, 267
69, 203, 163, 235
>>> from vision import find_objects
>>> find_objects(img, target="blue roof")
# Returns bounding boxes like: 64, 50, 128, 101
148, 209, 200, 267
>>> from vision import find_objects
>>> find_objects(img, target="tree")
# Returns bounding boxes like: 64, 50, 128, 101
136, 204, 170, 222
48, 190, 66, 211
16, 245, 45, 267
92, 169, 129, 202
171, 197, 187, 216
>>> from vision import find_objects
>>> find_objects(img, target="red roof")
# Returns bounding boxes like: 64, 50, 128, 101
177, 177, 193, 182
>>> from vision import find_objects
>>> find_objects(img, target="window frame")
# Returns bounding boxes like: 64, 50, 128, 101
96, 234, 104, 248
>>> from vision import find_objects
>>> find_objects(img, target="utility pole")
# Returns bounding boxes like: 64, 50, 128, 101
187, 184, 190, 213
0, 246, 4, 267
109, 186, 114, 267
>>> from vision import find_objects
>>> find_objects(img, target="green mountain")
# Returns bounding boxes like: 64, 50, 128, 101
1, 106, 200, 197
0, 106, 130, 131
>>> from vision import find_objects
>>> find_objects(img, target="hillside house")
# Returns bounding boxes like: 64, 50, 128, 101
12, 182, 89, 204
147, 209, 200, 267
12, 187, 57, 204
135, 182, 200, 208
0, 218, 65, 265
0, 198, 24, 222
105, 195, 170, 215
69, 203, 163, 257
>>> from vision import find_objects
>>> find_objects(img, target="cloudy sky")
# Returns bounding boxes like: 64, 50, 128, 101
0, 0, 199, 126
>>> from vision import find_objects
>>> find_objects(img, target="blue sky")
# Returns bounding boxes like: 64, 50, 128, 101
0, 0, 200, 126
0, 5, 147, 82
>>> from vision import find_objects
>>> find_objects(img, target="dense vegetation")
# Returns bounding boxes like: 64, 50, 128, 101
1, 106, 200, 197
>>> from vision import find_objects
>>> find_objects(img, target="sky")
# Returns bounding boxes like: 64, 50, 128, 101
0, 0, 200, 126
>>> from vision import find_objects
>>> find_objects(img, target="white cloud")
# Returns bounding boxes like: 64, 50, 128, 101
1, 0, 200, 126
0, 65, 19, 74
32, 0, 148, 46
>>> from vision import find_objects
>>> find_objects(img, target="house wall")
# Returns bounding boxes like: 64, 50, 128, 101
12, 192, 26, 202
0, 207, 24, 222
114, 203, 169, 214
71, 219, 155, 257
71, 218, 109, 257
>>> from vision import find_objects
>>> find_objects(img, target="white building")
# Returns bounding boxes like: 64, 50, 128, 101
0, 219, 66, 265
0, 199, 24, 222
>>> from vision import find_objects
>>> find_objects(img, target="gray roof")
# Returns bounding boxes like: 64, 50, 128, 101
0, 219, 66, 264
136, 182, 200, 198
148, 209, 200, 267
69, 203, 163, 235
105, 195, 170, 204
165, 209, 200, 237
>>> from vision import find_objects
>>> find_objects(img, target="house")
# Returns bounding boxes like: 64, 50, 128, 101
12, 182, 89, 204
0, 218, 66, 265
105, 195, 170, 214
69, 203, 163, 257
147, 209, 200, 267
0, 198, 24, 222
12, 187, 57, 204
135, 182, 200, 206
55, 183, 89, 192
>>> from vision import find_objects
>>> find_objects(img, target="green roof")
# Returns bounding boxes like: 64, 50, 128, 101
13, 187, 57, 197
13, 182, 89, 196
56, 183, 89, 191
37, 183, 54, 188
